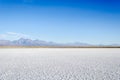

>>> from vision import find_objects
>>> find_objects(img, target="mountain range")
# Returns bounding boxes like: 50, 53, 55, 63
0, 38, 91, 47
0, 38, 119, 47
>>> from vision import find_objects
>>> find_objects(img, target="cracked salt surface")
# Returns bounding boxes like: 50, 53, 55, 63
0, 48, 120, 80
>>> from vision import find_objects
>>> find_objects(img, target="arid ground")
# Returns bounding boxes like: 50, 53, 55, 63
0, 48, 120, 80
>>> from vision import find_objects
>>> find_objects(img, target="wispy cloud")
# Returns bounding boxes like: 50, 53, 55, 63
6, 32, 30, 37
0, 32, 31, 40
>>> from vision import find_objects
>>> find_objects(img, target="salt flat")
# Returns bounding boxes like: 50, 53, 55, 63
0, 48, 120, 80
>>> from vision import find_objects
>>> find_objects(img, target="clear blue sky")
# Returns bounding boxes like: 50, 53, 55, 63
0, 0, 120, 44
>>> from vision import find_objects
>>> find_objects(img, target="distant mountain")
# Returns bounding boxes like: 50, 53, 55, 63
0, 38, 119, 47
0, 40, 12, 46
0, 38, 91, 47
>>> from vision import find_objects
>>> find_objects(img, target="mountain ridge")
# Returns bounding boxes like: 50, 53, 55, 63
0, 38, 119, 47
0, 38, 91, 47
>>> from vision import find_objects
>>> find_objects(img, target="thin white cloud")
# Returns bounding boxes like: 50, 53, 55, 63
7, 32, 19, 35
7, 32, 30, 37
0, 32, 31, 40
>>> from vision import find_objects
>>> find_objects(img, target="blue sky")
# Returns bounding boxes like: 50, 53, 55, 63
0, 0, 120, 44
